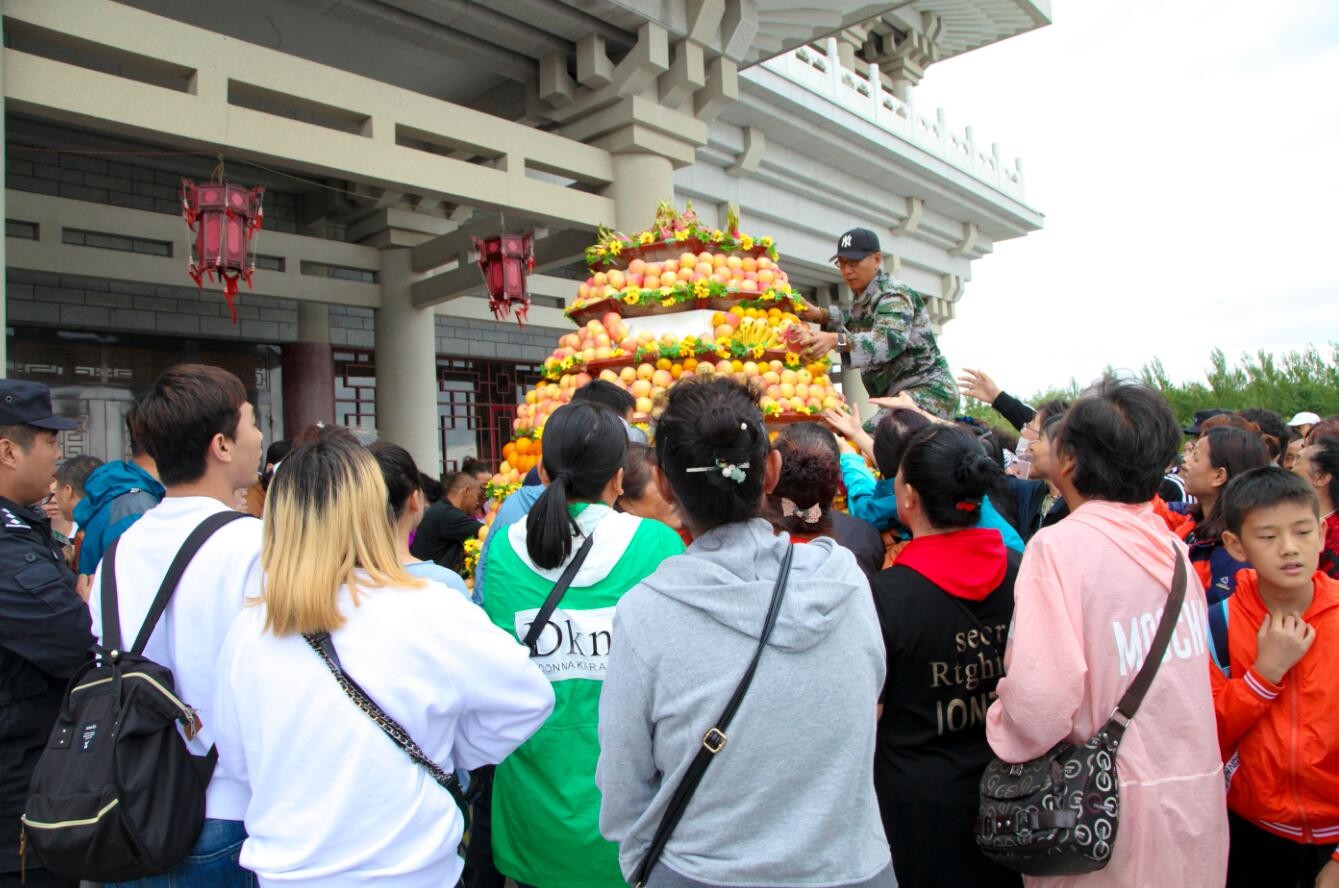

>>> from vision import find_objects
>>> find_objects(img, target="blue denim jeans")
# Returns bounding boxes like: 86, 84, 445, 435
115, 819, 257, 888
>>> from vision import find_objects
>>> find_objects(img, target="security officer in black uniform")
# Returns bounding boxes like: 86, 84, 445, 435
0, 381, 92, 888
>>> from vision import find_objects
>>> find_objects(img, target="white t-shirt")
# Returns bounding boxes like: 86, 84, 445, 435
213, 575, 555, 887
89, 496, 262, 821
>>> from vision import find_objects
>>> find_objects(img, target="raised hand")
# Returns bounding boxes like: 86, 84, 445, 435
958, 367, 1002, 404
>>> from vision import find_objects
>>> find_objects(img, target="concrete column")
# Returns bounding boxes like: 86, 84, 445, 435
375, 247, 440, 475
608, 152, 675, 231
280, 302, 334, 439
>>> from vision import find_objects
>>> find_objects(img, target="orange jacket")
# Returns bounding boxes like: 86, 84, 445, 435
1211, 570, 1339, 855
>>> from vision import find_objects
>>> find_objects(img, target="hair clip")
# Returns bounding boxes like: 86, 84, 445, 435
686, 459, 750, 484
955, 500, 980, 512
781, 498, 823, 524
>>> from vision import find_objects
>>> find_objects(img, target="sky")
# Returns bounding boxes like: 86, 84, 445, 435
913, 0, 1339, 397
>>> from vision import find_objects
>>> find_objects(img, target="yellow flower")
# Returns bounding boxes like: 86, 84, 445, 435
623, 285, 641, 305
592, 244, 606, 255
674, 229, 690, 242
638, 231, 654, 245
693, 280, 710, 299
658, 286, 673, 296
784, 352, 801, 369
711, 229, 724, 242
760, 236, 774, 248
740, 235, 754, 250
752, 346, 765, 359
661, 297, 676, 307
608, 240, 623, 255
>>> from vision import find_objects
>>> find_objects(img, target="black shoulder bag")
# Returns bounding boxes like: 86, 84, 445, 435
521, 533, 596, 652
975, 545, 1187, 876
23, 510, 250, 882
632, 544, 794, 887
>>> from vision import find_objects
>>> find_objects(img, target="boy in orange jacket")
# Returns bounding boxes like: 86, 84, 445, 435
1212, 466, 1339, 888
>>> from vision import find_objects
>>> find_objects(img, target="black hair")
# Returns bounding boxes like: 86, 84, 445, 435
0, 425, 38, 451
125, 403, 148, 456
1050, 377, 1180, 504
136, 363, 249, 486
1034, 398, 1072, 425
1221, 466, 1320, 537
527, 401, 628, 569
655, 377, 768, 534
1196, 426, 1271, 539
368, 441, 422, 520
262, 440, 291, 490
1041, 409, 1067, 437
1305, 435, 1339, 511
446, 471, 479, 496
872, 408, 932, 478
1239, 408, 1289, 462
900, 424, 1006, 530
55, 455, 104, 496
460, 456, 492, 479
419, 472, 443, 504
774, 421, 840, 461
768, 430, 838, 536
571, 379, 636, 418
620, 442, 656, 503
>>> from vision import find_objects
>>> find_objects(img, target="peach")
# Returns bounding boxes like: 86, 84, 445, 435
663, 259, 679, 274
679, 252, 698, 267
779, 382, 795, 399
574, 372, 592, 387
756, 269, 775, 285
710, 271, 729, 284
712, 253, 727, 268
758, 257, 773, 270
696, 361, 715, 375
727, 255, 743, 270
594, 333, 610, 348
677, 267, 694, 282
716, 360, 735, 375
794, 383, 810, 400
619, 366, 637, 384
715, 324, 734, 340
660, 272, 679, 288
738, 279, 759, 293
593, 272, 608, 287
627, 273, 644, 288
742, 361, 760, 377
796, 369, 813, 385
578, 283, 590, 300
762, 370, 780, 386
788, 396, 805, 412
770, 360, 784, 372
628, 258, 646, 275
652, 369, 673, 387
741, 257, 757, 273
781, 369, 798, 385
631, 379, 652, 398
598, 368, 619, 383
644, 262, 663, 278
695, 262, 714, 277
636, 363, 655, 380
606, 269, 626, 289
635, 396, 654, 414
595, 346, 612, 360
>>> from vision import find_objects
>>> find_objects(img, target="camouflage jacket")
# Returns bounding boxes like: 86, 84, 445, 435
827, 271, 959, 417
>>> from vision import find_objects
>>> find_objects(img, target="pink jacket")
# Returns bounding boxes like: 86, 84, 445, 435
986, 500, 1228, 887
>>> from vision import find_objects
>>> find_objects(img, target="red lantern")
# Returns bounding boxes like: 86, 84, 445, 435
472, 233, 535, 325
181, 179, 265, 322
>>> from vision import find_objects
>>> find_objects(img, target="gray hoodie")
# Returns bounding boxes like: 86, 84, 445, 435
597, 519, 893, 887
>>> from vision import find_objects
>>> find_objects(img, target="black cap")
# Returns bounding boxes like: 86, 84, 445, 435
1183, 408, 1230, 436
0, 380, 78, 431
831, 227, 880, 261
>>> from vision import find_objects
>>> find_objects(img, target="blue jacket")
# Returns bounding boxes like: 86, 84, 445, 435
72, 460, 164, 575
473, 483, 544, 605
839, 453, 1026, 553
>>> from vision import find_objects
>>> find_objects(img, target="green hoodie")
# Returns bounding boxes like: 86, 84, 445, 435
482, 503, 683, 887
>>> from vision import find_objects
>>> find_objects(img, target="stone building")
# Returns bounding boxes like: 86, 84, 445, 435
2, 0, 1047, 474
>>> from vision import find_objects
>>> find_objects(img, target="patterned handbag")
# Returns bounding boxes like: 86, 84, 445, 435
976, 546, 1186, 875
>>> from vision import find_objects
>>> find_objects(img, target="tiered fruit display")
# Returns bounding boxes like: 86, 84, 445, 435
469, 204, 851, 578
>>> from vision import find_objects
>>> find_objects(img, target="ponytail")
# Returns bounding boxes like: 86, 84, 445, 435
525, 402, 627, 569
901, 425, 1006, 530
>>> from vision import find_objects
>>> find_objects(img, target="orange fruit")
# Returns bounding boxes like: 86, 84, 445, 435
514, 437, 532, 456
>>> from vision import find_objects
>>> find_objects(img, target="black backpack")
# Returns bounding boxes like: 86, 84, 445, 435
21, 511, 251, 881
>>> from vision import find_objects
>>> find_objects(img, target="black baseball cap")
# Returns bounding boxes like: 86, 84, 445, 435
0, 380, 78, 431
831, 227, 881, 261
1183, 408, 1230, 436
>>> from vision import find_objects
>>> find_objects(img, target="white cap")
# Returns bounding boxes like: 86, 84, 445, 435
1287, 411, 1321, 427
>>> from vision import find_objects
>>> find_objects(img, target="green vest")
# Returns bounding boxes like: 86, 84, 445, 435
483, 503, 684, 887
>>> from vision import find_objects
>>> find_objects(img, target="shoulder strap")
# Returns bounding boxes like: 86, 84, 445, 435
521, 533, 596, 651
633, 544, 794, 887
1207, 598, 1231, 678
1107, 543, 1187, 738
125, 511, 252, 655
100, 537, 125, 652
303, 631, 469, 819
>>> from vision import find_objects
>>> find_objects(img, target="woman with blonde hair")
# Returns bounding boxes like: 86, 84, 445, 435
213, 428, 554, 887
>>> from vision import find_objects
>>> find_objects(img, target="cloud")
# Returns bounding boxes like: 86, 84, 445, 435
914, 0, 1339, 397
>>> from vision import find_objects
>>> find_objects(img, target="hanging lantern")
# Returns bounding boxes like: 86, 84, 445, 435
181, 178, 265, 322
472, 232, 535, 325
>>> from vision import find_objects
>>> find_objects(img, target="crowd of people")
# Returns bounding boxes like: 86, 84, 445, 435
1, 354, 1337, 888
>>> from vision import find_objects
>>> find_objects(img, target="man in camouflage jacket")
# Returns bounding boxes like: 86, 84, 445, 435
798, 227, 959, 419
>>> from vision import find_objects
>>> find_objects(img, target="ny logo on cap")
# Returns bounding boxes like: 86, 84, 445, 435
841, 234, 853, 248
